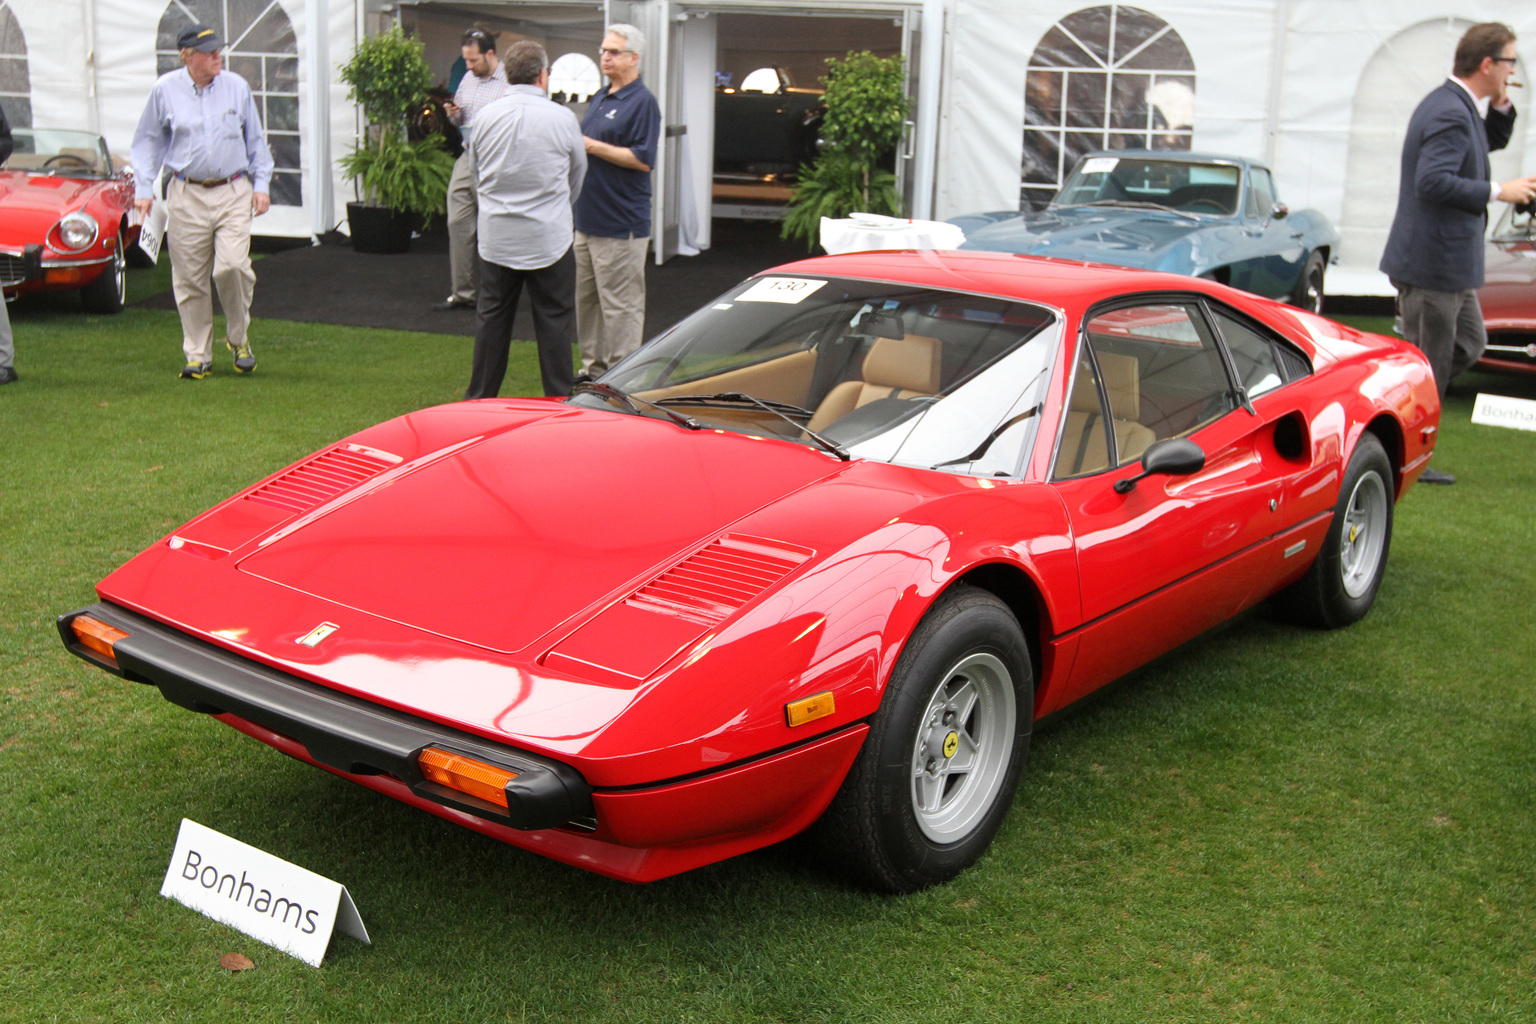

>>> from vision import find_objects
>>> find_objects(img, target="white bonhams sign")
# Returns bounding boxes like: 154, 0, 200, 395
160, 819, 370, 967
1471, 393, 1536, 433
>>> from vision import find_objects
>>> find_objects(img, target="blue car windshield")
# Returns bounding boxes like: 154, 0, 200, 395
1054, 156, 1241, 216
578, 276, 1061, 477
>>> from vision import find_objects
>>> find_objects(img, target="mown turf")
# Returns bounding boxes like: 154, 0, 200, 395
3, 292, 1534, 1023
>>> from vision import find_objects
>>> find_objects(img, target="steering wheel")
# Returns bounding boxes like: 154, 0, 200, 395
43, 154, 90, 169
1183, 199, 1226, 213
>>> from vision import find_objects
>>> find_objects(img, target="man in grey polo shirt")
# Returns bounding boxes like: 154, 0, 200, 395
462, 40, 586, 399
131, 22, 273, 379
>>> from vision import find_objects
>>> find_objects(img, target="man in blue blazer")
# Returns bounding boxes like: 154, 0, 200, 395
1380, 22, 1536, 484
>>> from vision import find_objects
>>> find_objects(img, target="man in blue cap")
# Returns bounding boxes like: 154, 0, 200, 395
131, 22, 274, 379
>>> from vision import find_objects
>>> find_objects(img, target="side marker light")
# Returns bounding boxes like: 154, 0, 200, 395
418, 747, 519, 809
785, 691, 835, 728
71, 615, 130, 668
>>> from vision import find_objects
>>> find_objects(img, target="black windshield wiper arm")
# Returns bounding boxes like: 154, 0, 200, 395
572, 382, 702, 430
1051, 199, 1202, 221
657, 391, 849, 461
930, 405, 1041, 469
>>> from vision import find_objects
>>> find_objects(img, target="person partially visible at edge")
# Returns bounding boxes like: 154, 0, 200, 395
1379, 21, 1536, 485
130, 22, 273, 380
437, 27, 512, 312
0, 103, 15, 385
571, 23, 661, 380
461, 39, 587, 400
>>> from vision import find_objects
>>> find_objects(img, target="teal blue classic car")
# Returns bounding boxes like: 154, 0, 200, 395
951, 152, 1338, 313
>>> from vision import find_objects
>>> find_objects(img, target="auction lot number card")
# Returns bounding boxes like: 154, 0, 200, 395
160, 819, 370, 967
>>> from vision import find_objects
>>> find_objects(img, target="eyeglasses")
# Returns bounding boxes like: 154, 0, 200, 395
600, 47, 634, 57
1491, 56, 1519, 65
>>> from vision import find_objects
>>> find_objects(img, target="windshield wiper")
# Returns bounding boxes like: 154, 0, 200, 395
930, 405, 1041, 470
656, 391, 850, 461
572, 382, 702, 430
1051, 199, 1203, 221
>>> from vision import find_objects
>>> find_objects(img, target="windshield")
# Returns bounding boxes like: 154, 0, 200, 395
1052, 155, 1242, 216
576, 276, 1060, 477
3, 129, 115, 177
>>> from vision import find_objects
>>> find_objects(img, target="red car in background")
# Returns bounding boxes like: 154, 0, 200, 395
1, 127, 142, 314
1478, 202, 1536, 374
60, 252, 1439, 892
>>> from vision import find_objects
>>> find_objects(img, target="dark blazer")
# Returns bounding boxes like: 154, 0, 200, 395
0, 104, 12, 166
1379, 80, 1515, 292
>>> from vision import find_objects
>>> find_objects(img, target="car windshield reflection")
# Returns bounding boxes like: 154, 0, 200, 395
572, 276, 1060, 477
1051, 156, 1242, 217
3, 129, 116, 178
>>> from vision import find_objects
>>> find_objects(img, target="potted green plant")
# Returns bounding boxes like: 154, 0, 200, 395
782, 51, 910, 250
337, 25, 455, 253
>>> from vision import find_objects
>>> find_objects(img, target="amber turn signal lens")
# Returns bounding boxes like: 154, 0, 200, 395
785, 691, 835, 727
417, 747, 518, 809
71, 615, 130, 668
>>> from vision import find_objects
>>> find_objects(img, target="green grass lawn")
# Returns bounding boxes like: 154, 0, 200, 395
3, 284, 1535, 1022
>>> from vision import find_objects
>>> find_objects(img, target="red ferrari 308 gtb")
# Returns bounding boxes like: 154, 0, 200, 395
1, 127, 141, 313
60, 251, 1440, 892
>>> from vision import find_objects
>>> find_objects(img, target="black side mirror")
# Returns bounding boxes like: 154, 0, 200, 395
1113, 438, 1205, 494
1270, 202, 1289, 220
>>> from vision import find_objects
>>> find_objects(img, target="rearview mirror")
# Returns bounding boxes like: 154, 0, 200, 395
1113, 438, 1205, 494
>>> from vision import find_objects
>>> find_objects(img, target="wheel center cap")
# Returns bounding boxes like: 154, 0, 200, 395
1349, 523, 1359, 543
942, 731, 959, 758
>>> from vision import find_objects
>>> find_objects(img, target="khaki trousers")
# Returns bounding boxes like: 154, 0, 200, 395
574, 231, 649, 375
446, 153, 478, 304
168, 175, 256, 364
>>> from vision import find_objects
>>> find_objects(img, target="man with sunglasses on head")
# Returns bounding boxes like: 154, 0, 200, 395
438, 27, 512, 313
130, 23, 273, 380
572, 23, 661, 380
1380, 21, 1536, 484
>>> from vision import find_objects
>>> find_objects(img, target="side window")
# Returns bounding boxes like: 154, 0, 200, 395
1054, 350, 1113, 478
1085, 303, 1235, 454
1212, 307, 1309, 397
1246, 167, 1276, 219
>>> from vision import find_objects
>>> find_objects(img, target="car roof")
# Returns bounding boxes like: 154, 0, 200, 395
1078, 149, 1264, 171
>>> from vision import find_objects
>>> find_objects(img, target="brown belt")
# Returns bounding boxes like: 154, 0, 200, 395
180, 171, 245, 188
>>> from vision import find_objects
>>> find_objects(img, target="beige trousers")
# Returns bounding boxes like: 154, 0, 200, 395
574, 231, 649, 375
446, 153, 478, 303
168, 175, 256, 364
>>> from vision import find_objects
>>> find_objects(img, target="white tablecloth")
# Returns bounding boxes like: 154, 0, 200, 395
819, 214, 967, 255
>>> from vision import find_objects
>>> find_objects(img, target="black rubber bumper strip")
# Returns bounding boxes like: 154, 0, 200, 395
58, 603, 593, 830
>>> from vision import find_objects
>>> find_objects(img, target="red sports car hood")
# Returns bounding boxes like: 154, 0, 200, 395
233, 404, 846, 654
0, 170, 99, 242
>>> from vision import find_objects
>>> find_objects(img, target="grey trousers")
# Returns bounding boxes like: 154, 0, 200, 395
0, 293, 12, 372
1391, 279, 1486, 399
445, 153, 478, 304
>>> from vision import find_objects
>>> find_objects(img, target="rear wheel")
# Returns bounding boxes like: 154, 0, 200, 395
1290, 251, 1326, 314
813, 585, 1032, 892
82, 231, 126, 314
1273, 432, 1393, 628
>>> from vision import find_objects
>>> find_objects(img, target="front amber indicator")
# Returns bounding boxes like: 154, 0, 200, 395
785, 691, 835, 727
417, 748, 518, 809
44, 268, 84, 285
71, 615, 130, 668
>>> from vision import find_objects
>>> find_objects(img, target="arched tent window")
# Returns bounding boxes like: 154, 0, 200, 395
1022, 5, 1194, 209
0, 1, 30, 127
156, 1, 301, 206
549, 52, 600, 104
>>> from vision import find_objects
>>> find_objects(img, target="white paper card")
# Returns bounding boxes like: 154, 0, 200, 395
1471, 393, 1536, 432
160, 819, 370, 967
1081, 157, 1119, 175
136, 201, 168, 265
737, 277, 827, 304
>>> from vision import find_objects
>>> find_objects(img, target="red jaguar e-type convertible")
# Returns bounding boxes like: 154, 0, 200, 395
1, 127, 141, 313
60, 252, 1440, 892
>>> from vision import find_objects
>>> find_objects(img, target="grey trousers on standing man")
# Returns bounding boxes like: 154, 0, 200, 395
445, 153, 479, 306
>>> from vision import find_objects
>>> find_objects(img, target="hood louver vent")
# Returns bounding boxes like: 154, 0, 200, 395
245, 444, 401, 514
625, 534, 813, 626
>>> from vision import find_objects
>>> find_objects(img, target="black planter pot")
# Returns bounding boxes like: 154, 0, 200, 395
346, 202, 414, 254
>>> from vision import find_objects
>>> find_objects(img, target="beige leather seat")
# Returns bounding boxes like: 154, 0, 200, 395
806, 334, 942, 433
1058, 352, 1156, 475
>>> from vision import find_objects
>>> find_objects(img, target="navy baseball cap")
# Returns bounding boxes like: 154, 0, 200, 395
177, 24, 224, 52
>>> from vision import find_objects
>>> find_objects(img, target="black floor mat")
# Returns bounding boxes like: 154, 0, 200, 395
137, 219, 814, 341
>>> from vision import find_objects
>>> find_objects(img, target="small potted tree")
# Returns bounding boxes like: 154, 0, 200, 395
782, 51, 910, 250
337, 25, 455, 253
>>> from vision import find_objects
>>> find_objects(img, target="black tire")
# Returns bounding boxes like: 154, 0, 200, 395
1290, 250, 1326, 314
813, 585, 1032, 893
1273, 432, 1393, 629
82, 231, 126, 314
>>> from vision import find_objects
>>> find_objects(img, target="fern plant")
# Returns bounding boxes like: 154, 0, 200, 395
780, 152, 899, 252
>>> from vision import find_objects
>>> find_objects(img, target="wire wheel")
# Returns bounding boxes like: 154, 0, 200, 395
909, 651, 1017, 844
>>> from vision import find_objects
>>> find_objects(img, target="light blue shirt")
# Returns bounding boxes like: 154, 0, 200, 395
130, 67, 274, 198
467, 84, 586, 270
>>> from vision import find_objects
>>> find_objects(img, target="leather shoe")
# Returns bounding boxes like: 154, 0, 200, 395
0, 366, 16, 385
1419, 467, 1456, 485
433, 297, 474, 312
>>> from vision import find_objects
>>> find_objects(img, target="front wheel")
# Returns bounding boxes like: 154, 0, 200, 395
813, 585, 1032, 892
1290, 250, 1326, 314
82, 231, 126, 314
1273, 432, 1393, 628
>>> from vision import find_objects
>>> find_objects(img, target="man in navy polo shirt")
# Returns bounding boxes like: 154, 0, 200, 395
573, 23, 661, 378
